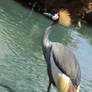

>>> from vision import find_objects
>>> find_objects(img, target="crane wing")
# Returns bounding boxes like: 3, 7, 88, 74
51, 43, 81, 88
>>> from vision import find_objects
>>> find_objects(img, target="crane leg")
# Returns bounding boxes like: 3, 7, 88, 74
47, 81, 51, 92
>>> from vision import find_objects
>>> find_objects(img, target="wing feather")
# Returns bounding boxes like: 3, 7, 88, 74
51, 43, 81, 88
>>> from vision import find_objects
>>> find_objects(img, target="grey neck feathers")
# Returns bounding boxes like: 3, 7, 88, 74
42, 23, 58, 48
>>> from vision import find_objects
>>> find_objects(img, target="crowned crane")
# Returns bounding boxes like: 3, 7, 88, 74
41, 10, 81, 92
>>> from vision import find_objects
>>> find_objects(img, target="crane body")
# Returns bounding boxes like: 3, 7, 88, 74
41, 10, 81, 92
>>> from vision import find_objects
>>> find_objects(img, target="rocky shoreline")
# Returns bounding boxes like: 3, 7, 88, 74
14, 0, 92, 25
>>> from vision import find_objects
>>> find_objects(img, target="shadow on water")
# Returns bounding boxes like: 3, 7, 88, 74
0, 0, 92, 92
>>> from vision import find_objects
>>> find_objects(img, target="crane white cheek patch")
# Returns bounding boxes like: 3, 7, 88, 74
52, 14, 59, 20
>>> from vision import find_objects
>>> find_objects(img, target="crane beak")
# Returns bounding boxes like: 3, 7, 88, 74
43, 12, 59, 22
43, 12, 53, 18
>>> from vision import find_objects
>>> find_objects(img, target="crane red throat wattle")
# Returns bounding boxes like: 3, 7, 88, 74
51, 22, 57, 26
57, 12, 60, 17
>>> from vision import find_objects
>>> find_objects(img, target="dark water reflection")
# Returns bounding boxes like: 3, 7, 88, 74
0, 0, 92, 92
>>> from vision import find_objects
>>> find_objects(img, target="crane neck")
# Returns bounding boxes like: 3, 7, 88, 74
42, 22, 58, 48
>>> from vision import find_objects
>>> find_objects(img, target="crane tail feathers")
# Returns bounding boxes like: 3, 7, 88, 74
76, 85, 80, 92
57, 74, 80, 92
57, 74, 70, 92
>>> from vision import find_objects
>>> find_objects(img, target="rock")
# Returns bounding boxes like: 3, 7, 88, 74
85, 12, 92, 25
14, 0, 92, 25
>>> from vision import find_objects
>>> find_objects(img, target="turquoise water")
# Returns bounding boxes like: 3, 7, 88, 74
0, 0, 92, 92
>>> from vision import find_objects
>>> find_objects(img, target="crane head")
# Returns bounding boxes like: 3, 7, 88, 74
52, 9, 71, 27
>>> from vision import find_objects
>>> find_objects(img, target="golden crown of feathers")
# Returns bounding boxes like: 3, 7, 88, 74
59, 9, 71, 27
